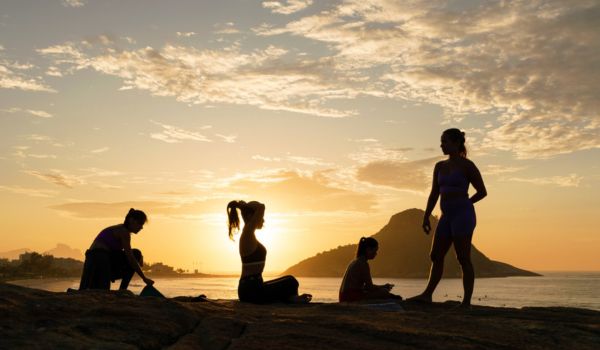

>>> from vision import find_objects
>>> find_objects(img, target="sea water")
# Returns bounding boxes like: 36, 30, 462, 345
10, 272, 600, 311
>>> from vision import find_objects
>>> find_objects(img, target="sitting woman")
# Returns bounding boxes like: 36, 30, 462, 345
339, 237, 402, 302
227, 200, 312, 304
79, 208, 154, 290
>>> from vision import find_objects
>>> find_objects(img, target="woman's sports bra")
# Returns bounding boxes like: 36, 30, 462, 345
241, 241, 267, 266
438, 169, 469, 194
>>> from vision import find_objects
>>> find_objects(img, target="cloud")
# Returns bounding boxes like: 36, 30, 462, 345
25, 169, 84, 188
0, 64, 55, 92
150, 122, 212, 143
90, 147, 109, 154
176, 32, 196, 38
37, 43, 83, 58
485, 164, 526, 176
2, 61, 35, 70
78, 168, 122, 177
263, 0, 313, 15
225, 169, 376, 212
215, 134, 237, 143
27, 134, 52, 142
257, 0, 600, 157
34, 2, 600, 156
62, 0, 86, 8
50, 201, 186, 219
252, 155, 282, 162
49, 169, 376, 218
286, 156, 331, 166
0, 185, 58, 198
46, 66, 63, 77
27, 110, 53, 118
12, 144, 58, 160
38, 39, 358, 117
252, 154, 330, 166
13, 149, 57, 159
348, 139, 411, 164
506, 174, 583, 188
484, 118, 599, 159
2, 107, 53, 118
22, 167, 126, 190
356, 156, 442, 191
24, 134, 66, 147
214, 23, 241, 35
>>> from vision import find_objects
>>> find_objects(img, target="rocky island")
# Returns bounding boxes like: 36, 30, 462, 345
284, 209, 539, 278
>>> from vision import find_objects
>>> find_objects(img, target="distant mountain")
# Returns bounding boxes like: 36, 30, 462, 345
0, 248, 31, 260
44, 244, 83, 261
283, 208, 540, 278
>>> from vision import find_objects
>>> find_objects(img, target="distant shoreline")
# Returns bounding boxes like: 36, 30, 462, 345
7, 271, 599, 286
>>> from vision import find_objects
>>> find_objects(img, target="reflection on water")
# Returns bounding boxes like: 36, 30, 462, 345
10, 272, 600, 311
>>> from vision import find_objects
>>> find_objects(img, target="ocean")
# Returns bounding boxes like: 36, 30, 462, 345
10, 272, 600, 311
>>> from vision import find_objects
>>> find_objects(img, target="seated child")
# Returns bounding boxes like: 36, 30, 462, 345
339, 237, 402, 302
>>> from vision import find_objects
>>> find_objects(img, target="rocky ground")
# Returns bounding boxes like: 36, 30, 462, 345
1, 283, 599, 349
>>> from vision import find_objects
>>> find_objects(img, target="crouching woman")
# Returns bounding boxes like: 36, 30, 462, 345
79, 208, 154, 290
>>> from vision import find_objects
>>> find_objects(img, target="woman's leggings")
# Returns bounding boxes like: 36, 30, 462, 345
436, 198, 476, 239
238, 275, 299, 304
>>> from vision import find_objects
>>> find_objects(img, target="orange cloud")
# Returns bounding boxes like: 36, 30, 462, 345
356, 157, 442, 191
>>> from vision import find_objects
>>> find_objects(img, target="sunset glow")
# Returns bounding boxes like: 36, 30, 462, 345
1, 0, 598, 274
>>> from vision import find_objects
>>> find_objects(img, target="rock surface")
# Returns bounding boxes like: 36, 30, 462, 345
284, 208, 539, 278
2, 283, 599, 349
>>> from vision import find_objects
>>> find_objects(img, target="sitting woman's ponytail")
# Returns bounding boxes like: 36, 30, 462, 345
227, 200, 248, 239
356, 237, 378, 258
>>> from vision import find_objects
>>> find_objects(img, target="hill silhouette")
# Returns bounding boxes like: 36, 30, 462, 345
43, 244, 83, 261
283, 208, 539, 278
1, 243, 83, 261
0, 248, 31, 261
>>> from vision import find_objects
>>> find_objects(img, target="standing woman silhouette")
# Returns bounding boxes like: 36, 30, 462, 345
410, 129, 487, 307
227, 200, 312, 304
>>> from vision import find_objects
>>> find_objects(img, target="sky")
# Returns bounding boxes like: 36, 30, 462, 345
1, 0, 599, 274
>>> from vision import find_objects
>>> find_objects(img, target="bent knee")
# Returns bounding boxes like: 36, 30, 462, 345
286, 275, 299, 288
290, 276, 299, 288
132, 248, 143, 263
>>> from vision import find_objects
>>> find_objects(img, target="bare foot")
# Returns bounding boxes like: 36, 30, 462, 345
290, 294, 312, 304
459, 302, 472, 309
406, 294, 432, 303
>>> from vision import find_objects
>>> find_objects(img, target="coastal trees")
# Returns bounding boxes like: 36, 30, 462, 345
0, 252, 83, 280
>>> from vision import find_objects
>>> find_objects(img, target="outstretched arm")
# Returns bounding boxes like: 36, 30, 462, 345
119, 233, 153, 287
362, 263, 393, 292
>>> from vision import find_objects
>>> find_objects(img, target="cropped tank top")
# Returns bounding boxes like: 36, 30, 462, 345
438, 169, 469, 194
94, 226, 123, 251
241, 241, 267, 266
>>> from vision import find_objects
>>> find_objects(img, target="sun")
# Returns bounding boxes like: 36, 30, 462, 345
254, 214, 286, 252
